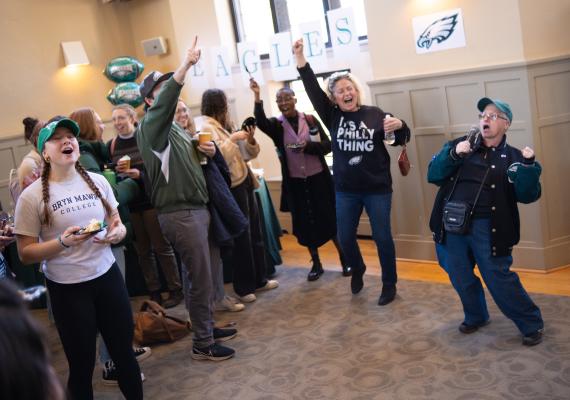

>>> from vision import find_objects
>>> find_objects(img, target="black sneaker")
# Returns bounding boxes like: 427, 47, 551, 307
102, 361, 118, 386
191, 343, 235, 361
522, 329, 543, 346
102, 360, 146, 386
351, 264, 366, 294
213, 327, 237, 342
459, 320, 490, 334
134, 346, 152, 362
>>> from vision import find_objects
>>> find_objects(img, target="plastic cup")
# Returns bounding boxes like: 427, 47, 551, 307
119, 155, 131, 170
198, 132, 211, 145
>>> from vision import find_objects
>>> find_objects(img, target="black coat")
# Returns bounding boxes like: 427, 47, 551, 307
203, 145, 248, 246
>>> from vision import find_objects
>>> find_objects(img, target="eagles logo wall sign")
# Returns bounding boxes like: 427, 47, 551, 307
412, 9, 466, 54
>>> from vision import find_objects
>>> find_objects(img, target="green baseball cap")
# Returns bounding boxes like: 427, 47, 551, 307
37, 118, 80, 153
477, 97, 513, 122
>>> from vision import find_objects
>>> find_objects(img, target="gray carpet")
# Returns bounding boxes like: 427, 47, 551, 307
41, 266, 570, 399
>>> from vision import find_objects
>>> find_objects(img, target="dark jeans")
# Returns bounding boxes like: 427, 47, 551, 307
436, 218, 543, 335
47, 264, 142, 400
130, 208, 181, 292
227, 178, 268, 296
335, 191, 397, 285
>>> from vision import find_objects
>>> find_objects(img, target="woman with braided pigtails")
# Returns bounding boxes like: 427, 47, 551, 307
14, 119, 143, 400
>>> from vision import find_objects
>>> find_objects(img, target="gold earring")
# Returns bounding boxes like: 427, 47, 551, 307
45, 156, 50, 163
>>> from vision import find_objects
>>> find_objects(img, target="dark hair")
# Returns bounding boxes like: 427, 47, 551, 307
48, 115, 66, 123
276, 87, 295, 97
0, 280, 65, 400
22, 117, 45, 148
201, 89, 231, 130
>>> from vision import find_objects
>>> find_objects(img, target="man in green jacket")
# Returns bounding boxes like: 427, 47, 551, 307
136, 36, 236, 360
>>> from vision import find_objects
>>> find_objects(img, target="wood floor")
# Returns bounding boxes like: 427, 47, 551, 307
278, 234, 570, 297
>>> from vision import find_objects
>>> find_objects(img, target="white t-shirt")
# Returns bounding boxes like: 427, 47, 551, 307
14, 172, 119, 284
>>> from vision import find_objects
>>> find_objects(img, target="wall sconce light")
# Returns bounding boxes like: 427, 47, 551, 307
61, 41, 90, 67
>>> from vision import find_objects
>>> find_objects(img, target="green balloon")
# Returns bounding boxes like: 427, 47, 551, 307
106, 82, 143, 108
104, 57, 145, 83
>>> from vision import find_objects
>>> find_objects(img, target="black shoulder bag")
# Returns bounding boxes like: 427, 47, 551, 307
443, 166, 490, 235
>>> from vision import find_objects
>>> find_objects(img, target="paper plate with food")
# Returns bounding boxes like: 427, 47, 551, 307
75, 219, 108, 235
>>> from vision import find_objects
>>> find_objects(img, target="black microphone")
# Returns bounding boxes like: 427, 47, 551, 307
466, 126, 481, 152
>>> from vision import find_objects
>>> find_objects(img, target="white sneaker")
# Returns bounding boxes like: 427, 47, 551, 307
240, 293, 257, 303
133, 346, 152, 362
215, 296, 245, 312
257, 280, 279, 292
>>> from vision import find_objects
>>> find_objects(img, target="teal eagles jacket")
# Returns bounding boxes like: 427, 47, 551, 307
427, 135, 541, 256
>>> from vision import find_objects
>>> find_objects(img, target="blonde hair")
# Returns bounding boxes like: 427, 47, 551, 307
325, 71, 364, 107
112, 104, 139, 127
177, 99, 196, 134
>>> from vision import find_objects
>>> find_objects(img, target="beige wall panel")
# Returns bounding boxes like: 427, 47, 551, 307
445, 83, 479, 126
414, 133, 448, 231
534, 71, 570, 119
0, 149, 17, 176
540, 122, 570, 241
484, 78, 528, 123
410, 88, 446, 128
373, 92, 410, 120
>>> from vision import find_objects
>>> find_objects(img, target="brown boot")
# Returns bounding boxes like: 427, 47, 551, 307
162, 289, 184, 309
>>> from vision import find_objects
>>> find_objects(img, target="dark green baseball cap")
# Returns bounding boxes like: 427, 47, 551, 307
477, 97, 513, 122
37, 118, 80, 153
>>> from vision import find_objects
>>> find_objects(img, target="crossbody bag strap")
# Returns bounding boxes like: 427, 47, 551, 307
446, 168, 462, 201
468, 167, 490, 217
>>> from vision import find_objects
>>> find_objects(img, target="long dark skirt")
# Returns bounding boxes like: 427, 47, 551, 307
288, 170, 336, 248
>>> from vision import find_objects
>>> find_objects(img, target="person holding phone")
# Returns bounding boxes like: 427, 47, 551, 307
293, 39, 410, 305
14, 118, 142, 399
249, 78, 350, 281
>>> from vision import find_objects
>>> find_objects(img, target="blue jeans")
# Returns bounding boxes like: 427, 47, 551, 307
436, 218, 543, 335
335, 191, 397, 285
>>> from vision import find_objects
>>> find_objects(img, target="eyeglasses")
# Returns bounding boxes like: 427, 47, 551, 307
478, 112, 508, 121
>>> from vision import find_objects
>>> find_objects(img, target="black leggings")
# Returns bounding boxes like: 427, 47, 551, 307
47, 264, 142, 400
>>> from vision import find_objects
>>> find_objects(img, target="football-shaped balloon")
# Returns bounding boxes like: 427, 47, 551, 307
104, 57, 144, 83
106, 82, 143, 107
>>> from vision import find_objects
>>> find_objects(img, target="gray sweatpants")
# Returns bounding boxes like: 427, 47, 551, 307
158, 208, 214, 348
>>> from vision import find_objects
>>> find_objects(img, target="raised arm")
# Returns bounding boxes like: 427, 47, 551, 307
293, 39, 334, 126
250, 78, 283, 143
138, 36, 202, 151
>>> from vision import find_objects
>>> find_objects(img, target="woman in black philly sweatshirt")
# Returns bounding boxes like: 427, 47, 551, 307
293, 39, 411, 305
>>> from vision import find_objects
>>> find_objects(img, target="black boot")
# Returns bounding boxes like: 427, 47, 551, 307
377, 284, 396, 306
350, 264, 366, 294
307, 260, 324, 282
339, 253, 352, 277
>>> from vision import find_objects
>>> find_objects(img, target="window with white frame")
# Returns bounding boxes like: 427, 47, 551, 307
230, 0, 368, 55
